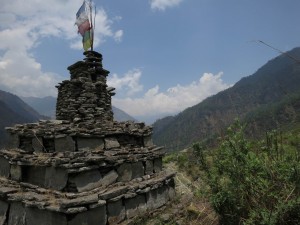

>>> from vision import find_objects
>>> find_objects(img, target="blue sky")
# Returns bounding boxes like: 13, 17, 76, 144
1, 0, 300, 123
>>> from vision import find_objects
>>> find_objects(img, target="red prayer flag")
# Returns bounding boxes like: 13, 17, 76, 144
78, 20, 90, 36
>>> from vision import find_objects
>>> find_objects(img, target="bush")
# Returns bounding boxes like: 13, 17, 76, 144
195, 120, 300, 225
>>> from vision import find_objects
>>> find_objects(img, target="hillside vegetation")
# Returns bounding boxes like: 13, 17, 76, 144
153, 121, 300, 225
153, 47, 300, 151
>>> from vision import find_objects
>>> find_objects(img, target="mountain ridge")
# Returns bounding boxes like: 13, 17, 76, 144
153, 47, 300, 151
0, 90, 46, 147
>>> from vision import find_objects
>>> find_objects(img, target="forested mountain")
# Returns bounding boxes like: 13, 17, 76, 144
153, 47, 300, 151
0, 90, 45, 147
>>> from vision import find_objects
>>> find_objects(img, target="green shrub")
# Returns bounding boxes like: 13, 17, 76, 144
195, 120, 300, 225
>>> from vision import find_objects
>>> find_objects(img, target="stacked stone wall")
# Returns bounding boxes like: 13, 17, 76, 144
0, 149, 164, 192
6, 120, 152, 153
0, 172, 175, 225
0, 51, 176, 224
56, 51, 113, 123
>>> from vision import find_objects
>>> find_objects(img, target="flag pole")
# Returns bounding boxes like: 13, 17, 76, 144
94, 5, 96, 46
89, 0, 94, 51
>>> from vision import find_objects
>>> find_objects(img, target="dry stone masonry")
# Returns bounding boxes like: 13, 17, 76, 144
0, 51, 175, 225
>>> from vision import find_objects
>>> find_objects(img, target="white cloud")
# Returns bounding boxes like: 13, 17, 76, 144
0, 13, 16, 27
108, 69, 143, 96
150, 0, 184, 11
114, 30, 124, 42
0, 51, 61, 97
0, 0, 122, 97
110, 70, 231, 120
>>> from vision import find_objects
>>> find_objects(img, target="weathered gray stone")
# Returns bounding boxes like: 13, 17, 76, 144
10, 165, 22, 181
145, 160, 153, 175
146, 188, 158, 210
143, 136, 153, 147
25, 207, 67, 225
6, 134, 19, 149
168, 185, 176, 200
32, 137, 44, 152
99, 186, 128, 200
0, 200, 8, 225
54, 136, 75, 152
69, 170, 102, 192
0, 157, 10, 178
89, 200, 106, 209
131, 162, 144, 179
104, 137, 120, 149
107, 199, 125, 224
8, 202, 25, 225
117, 163, 132, 182
99, 170, 118, 187
147, 186, 169, 209
59, 194, 99, 208
68, 205, 106, 225
153, 158, 162, 173
45, 167, 68, 191
125, 194, 147, 219
77, 137, 104, 151
65, 207, 87, 214
0, 187, 18, 198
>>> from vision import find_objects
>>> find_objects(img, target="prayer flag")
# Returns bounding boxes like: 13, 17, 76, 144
75, 1, 93, 51
83, 30, 92, 51
78, 19, 90, 36
75, 2, 89, 26
76, 2, 86, 18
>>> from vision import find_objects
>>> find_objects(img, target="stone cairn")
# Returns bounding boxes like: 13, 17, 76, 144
0, 51, 175, 225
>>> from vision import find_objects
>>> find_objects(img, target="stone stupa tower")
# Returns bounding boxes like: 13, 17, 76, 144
0, 50, 176, 225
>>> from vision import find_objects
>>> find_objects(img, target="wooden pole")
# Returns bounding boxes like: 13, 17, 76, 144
89, 0, 94, 51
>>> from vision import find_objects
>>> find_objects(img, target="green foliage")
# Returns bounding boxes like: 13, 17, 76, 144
195, 120, 300, 225
163, 151, 202, 181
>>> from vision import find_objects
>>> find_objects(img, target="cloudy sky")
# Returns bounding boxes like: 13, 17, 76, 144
1, 0, 300, 123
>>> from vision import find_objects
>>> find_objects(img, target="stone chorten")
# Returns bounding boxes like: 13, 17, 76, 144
0, 51, 175, 225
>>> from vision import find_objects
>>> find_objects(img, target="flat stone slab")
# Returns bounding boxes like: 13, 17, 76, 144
77, 137, 104, 151
69, 170, 102, 192
0, 147, 164, 170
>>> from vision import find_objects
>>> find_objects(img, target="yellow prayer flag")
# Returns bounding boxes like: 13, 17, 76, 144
82, 30, 92, 51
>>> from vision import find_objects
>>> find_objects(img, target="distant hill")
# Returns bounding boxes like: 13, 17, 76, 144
112, 106, 137, 122
21, 96, 137, 122
21, 96, 56, 118
0, 90, 45, 147
0, 90, 43, 122
153, 47, 300, 151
